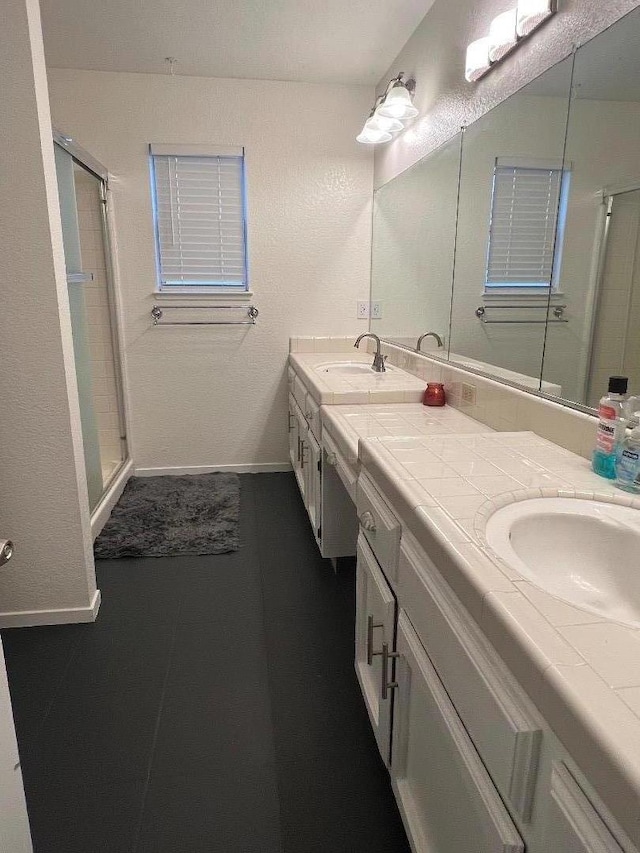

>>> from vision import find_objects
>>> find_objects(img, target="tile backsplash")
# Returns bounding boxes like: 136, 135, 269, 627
290, 336, 597, 460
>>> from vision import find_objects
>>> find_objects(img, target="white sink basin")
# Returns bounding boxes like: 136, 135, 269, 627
485, 498, 640, 628
315, 361, 397, 375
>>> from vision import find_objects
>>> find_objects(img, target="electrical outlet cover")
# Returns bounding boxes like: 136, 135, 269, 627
461, 383, 476, 405
357, 300, 370, 319
371, 301, 382, 319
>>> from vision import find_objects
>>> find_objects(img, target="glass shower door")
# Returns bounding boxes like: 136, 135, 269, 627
54, 143, 128, 511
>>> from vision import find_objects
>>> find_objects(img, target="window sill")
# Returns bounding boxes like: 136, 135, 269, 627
153, 289, 254, 302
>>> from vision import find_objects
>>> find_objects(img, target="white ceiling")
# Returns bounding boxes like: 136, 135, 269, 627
40, 0, 435, 86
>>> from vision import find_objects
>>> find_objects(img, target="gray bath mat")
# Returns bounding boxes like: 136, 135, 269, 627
94, 473, 240, 559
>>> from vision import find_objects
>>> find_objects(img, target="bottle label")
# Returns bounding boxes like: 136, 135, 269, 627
596, 404, 619, 454
616, 448, 640, 486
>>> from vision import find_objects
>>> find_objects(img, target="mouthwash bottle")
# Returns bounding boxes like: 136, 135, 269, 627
592, 376, 628, 479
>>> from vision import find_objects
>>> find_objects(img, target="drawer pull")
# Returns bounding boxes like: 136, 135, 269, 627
381, 642, 400, 700
367, 614, 383, 666
359, 511, 377, 532
305, 409, 314, 420
325, 451, 337, 467
288, 412, 295, 432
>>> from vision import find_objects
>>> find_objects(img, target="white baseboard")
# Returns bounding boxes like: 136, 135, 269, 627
134, 462, 292, 476
0, 589, 101, 630
91, 459, 134, 541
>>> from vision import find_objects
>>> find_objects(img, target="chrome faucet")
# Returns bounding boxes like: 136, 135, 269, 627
354, 333, 387, 372
416, 331, 444, 352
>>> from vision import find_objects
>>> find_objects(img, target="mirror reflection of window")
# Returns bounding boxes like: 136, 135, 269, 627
485, 160, 570, 295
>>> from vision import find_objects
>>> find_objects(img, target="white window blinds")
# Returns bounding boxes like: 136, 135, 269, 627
485, 164, 563, 289
150, 147, 247, 289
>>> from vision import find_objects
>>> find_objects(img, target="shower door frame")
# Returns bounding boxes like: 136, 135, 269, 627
584, 178, 640, 406
53, 130, 131, 500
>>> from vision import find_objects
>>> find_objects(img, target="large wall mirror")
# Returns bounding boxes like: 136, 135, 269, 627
370, 132, 462, 353
370, 5, 640, 415
447, 54, 574, 393
541, 6, 640, 407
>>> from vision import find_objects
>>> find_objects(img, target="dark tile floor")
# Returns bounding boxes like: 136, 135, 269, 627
2, 473, 410, 853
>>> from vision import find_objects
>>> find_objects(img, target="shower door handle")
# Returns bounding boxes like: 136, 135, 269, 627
0, 540, 14, 568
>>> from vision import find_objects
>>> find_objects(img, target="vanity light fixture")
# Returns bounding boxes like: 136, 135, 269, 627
488, 8, 519, 62
356, 73, 417, 144
465, 0, 556, 82
517, 0, 555, 36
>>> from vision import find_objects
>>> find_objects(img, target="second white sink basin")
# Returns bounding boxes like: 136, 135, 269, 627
485, 497, 640, 628
315, 361, 397, 375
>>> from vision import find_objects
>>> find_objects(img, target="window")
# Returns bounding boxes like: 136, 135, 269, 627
150, 144, 248, 291
485, 159, 569, 292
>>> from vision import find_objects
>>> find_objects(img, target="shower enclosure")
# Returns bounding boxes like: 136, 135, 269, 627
54, 135, 128, 511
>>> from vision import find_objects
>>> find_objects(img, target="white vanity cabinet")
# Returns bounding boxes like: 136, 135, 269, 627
287, 388, 357, 558
353, 468, 639, 853
392, 610, 524, 853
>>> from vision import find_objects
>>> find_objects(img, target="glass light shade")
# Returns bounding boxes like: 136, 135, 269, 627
366, 112, 404, 134
488, 8, 518, 62
465, 36, 492, 82
516, 0, 554, 37
356, 125, 392, 145
377, 85, 418, 120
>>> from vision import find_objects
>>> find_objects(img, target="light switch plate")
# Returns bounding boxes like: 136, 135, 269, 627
371, 301, 382, 319
357, 300, 370, 319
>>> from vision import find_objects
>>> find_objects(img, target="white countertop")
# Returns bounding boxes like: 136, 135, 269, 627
289, 351, 425, 406
359, 430, 640, 845
321, 403, 493, 465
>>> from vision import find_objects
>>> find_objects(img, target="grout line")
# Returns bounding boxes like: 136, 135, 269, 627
20, 634, 83, 755
130, 619, 179, 853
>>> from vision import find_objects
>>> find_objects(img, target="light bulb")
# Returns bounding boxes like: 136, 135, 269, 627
356, 125, 392, 145
366, 113, 404, 134
488, 8, 518, 62
377, 84, 418, 120
516, 0, 554, 37
465, 37, 492, 82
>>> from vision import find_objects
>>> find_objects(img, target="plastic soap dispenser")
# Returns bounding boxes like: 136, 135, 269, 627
592, 375, 628, 479
616, 399, 640, 493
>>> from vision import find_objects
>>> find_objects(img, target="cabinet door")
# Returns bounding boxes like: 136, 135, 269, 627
306, 430, 321, 538
355, 535, 396, 764
391, 611, 524, 853
543, 764, 624, 853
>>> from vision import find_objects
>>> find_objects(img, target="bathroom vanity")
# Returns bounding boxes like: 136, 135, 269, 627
288, 340, 640, 853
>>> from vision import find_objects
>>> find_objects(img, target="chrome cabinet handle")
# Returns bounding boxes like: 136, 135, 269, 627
300, 443, 308, 468
0, 540, 14, 567
359, 511, 376, 532
288, 412, 295, 432
325, 451, 337, 467
381, 642, 399, 700
305, 409, 314, 420
367, 614, 383, 666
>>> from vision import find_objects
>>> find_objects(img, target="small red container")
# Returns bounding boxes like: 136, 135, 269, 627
423, 382, 446, 407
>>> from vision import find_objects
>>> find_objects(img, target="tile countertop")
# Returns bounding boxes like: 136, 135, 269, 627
359, 431, 640, 847
289, 351, 425, 406
321, 403, 493, 466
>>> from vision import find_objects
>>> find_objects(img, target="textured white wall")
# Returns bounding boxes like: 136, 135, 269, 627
47, 70, 373, 470
374, 0, 639, 188
0, 0, 96, 621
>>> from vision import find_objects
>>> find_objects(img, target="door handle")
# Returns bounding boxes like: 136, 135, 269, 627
381, 642, 400, 700
0, 540, 14, 568
358, 511, 376, 532
366, 614, 383, 666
